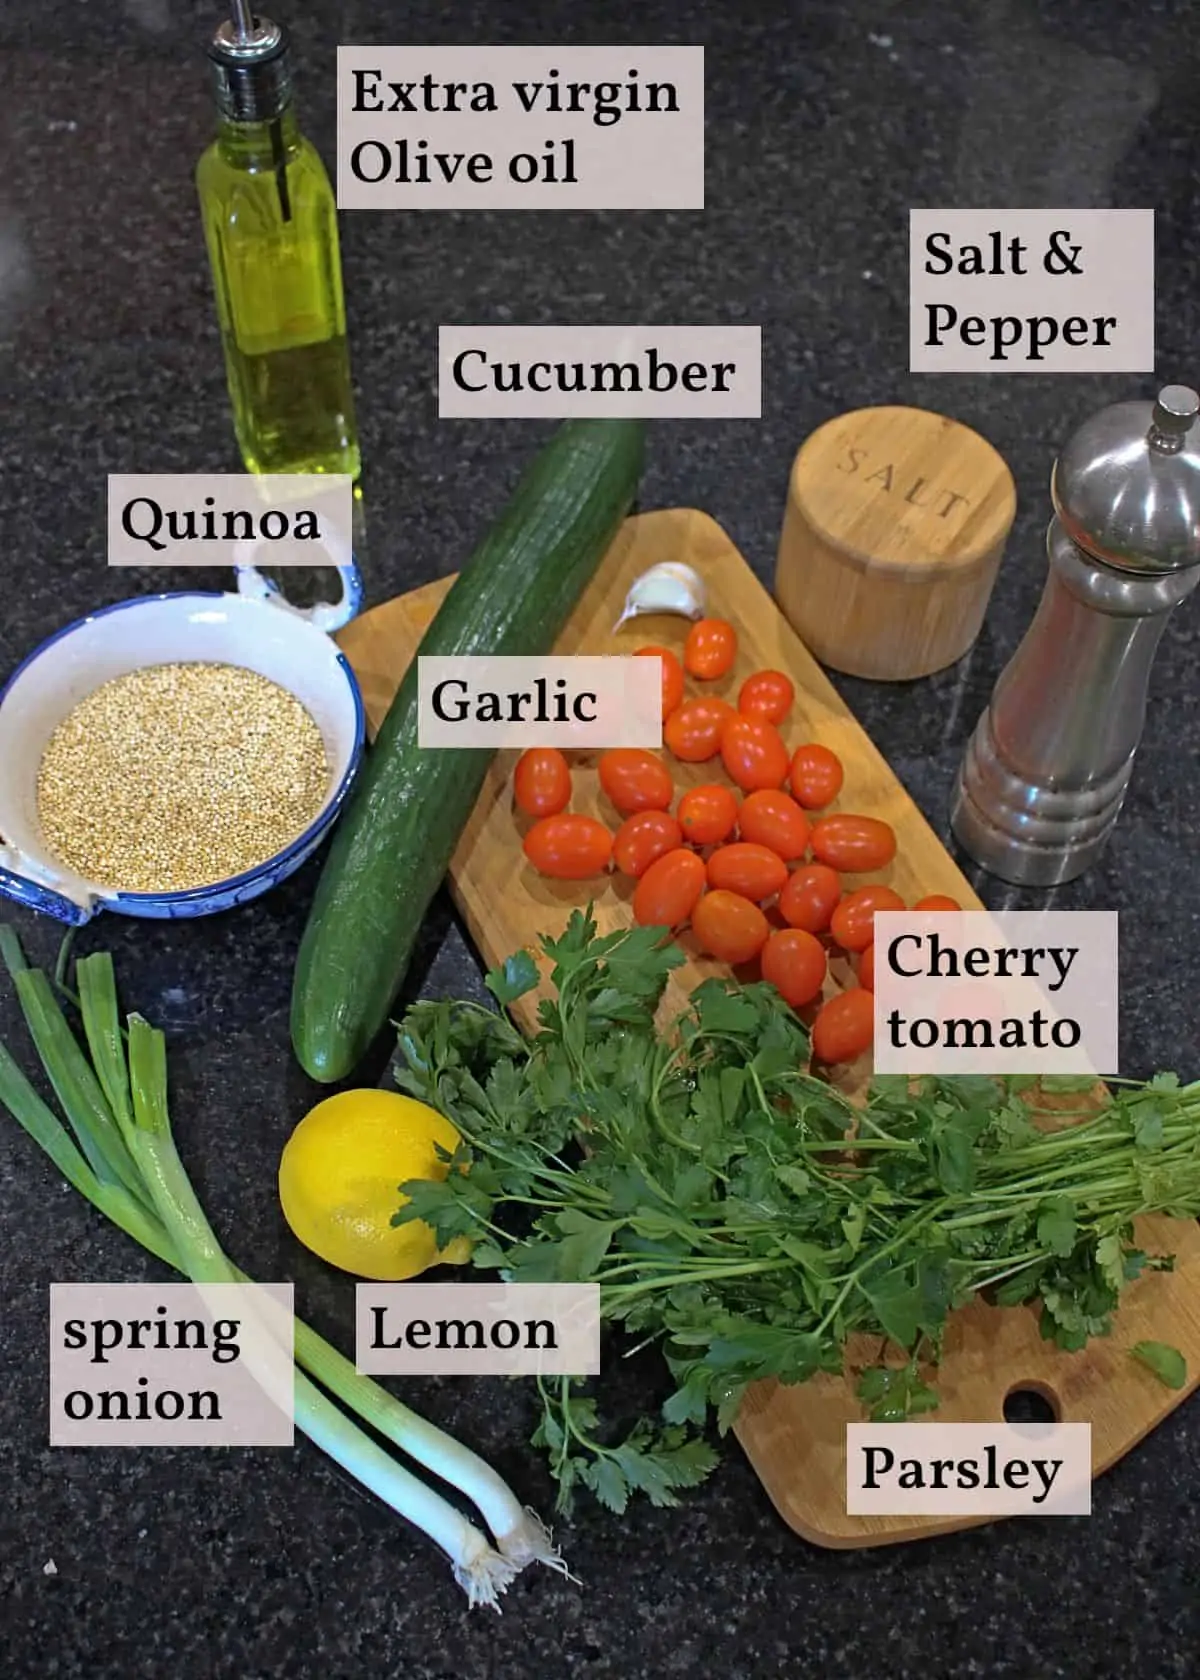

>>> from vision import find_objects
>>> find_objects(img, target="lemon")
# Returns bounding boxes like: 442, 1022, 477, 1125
278, 1088, 473, 1281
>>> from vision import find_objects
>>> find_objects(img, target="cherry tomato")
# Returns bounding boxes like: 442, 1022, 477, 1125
737, 790, 810, 861
761, 928, 827, 1009
913, 893, 962, 912
598, 748, 674, 816
720, 715, 790, 792
789, 743, 845, 810
664, 697, 736, 763
513, 747, 571, 819
523, 814, 613, 880
691, 889, 770, 964
633, 848, 706, 928
811, 988, 875, 1064
737, 669, 794, 725
829, 884, 907, 954
779, 863, 842, 935
613, 809, 683, 879
858, 944, 876, 991
635, 645, 685, 720
683, 617, 738, 681
810, 814, 897, 874
677, 783, 739, 846
706, 842, 789, 902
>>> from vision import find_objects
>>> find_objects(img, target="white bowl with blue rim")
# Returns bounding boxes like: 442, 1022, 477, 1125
0, 560, 365, 925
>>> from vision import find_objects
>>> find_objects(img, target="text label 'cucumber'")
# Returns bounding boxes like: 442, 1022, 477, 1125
438, 326, 761, 419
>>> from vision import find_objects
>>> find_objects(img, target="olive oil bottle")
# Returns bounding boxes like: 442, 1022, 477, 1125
197, 6, 360, 481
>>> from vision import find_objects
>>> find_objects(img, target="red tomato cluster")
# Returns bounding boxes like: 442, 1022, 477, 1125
512, 618, 963, 1066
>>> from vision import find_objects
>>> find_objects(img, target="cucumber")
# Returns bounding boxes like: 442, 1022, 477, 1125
291, 418, 647, 1082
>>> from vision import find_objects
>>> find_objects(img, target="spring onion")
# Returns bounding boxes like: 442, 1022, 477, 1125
0, 933, 566, 1608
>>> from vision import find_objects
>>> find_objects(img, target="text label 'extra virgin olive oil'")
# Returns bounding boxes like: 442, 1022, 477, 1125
335, 46, 704, 210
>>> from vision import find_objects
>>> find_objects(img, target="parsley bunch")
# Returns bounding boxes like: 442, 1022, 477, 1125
392, 912, 1200, 1515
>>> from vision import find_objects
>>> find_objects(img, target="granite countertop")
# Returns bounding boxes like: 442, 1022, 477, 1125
2, 1, 1200, 1674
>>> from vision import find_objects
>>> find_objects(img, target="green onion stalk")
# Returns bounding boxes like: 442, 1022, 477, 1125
0, 933, 566, 1609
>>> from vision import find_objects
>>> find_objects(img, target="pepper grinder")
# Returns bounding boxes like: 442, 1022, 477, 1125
951, 385, 1200, 887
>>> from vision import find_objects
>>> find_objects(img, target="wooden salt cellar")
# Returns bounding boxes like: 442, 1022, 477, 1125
774, 405, 1016, 681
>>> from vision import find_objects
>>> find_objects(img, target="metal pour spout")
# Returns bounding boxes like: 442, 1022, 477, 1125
229, 0, 255, 41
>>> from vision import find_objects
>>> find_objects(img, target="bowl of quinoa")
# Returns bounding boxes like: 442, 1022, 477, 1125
0, 591, 365, 923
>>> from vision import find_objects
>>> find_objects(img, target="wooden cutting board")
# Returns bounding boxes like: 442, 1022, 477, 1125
336, 507, 1200, 1548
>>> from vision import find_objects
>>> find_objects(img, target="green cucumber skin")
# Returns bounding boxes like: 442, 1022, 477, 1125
291, 418, 647, 1082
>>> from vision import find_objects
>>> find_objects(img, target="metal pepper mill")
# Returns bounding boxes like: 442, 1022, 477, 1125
951, 384, 1200, 887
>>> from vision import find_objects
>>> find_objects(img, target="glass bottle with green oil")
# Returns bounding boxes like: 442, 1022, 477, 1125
197, 5, 360, 482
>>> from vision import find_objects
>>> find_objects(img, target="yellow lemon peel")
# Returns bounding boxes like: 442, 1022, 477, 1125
278, 1088, 472, 1281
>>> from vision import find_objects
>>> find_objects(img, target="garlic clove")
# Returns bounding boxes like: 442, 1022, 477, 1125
613, 562, 708, 631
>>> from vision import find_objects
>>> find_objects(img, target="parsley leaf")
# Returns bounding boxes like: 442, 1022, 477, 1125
552, 1209, 617, 1279
1037, 1197, 1078, 1258
579, 1454, 631, 1514
857, 1361, 940, 1422
485, 948, 539, 1007
1093, 1231, 1127, 1292
1130, 1341, 1187, 1390
859, 1267, 924, 1350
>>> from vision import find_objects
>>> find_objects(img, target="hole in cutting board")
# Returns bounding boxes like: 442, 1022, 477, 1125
1002, 1383, 1061, 1423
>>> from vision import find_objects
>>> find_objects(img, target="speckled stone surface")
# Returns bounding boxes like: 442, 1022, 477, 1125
2, 1, 1200, 1674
